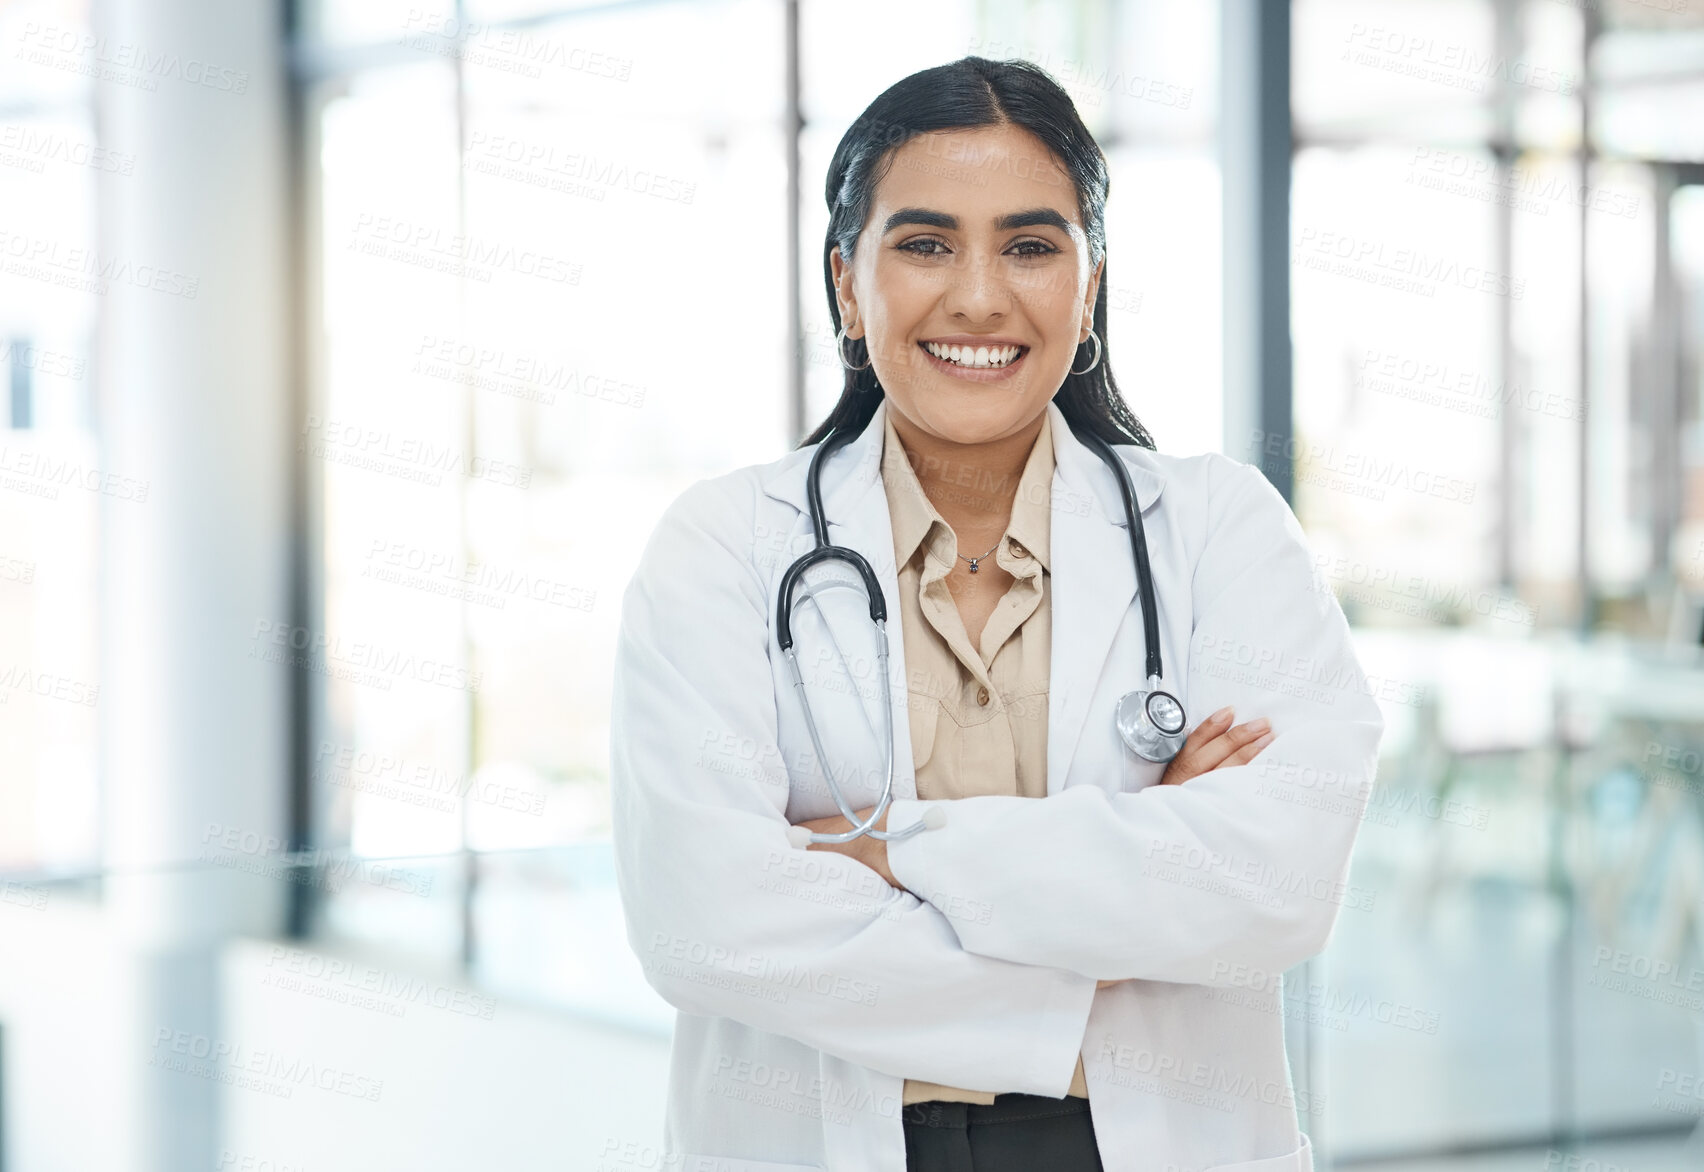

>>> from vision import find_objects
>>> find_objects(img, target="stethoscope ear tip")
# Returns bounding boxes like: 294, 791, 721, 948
785, 824, 814, 850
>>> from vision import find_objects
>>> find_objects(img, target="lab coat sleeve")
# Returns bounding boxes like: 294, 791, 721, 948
609, 475, 1097, 1096
882, 456, 1387, 987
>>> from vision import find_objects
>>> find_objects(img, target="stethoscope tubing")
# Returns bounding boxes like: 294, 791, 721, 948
782, 628, 928, 845
1078, 428, 1164, 683
776, 416, 1178, 845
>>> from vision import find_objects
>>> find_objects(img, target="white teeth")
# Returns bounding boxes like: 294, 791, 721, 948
923, 341, 1023, 368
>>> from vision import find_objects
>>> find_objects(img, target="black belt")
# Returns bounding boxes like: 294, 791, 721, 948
902, 1092, 1091, 1130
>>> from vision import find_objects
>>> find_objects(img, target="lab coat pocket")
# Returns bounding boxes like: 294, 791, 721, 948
1202, 1133, 1313, 1172
680, 1157, 825, 1172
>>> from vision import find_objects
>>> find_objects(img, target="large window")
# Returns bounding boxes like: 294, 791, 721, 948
0, 0, 105, 873
294, 2, 1225, 996
285, 0, 1704, 1163
297, 1, 795, 996
1293, 0, 1704, 1160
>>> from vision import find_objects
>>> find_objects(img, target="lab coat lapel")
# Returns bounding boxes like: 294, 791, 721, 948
1046, 402, 1164, 796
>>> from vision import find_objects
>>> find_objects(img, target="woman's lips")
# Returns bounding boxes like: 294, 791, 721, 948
917, 342, 1029, 382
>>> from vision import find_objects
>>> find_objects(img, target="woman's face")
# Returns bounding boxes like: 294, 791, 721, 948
829, 123, 1102, 448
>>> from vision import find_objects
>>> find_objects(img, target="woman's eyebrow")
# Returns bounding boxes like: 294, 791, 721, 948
880, 207, 1073, 234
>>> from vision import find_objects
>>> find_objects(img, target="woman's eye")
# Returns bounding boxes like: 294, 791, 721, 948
895, 238, 1057, 258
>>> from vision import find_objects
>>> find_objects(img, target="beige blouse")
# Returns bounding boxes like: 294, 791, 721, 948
881, 408, 1089, 1105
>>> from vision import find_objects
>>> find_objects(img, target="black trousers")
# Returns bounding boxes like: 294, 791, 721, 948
902, 1092, 1106, 1171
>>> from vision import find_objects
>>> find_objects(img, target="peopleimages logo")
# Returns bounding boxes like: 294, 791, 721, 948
1206, 961, 1442, 1033
0, 229, 199, 299
347, 212, 582, 286
1142, 838, 1378, 912
1094, 1035, 1327, 1116
15, 21, 250, 94
1311, 552, 1538, 628
1341, 23, 1578, 95
148, 1028, 382, 1102
645, 932, 882, 1007
1356, 348, 1586, 423
1253, 430, 1478, 505
1407, 147, 1639, 219
1294, 226, 1524, 300
463, 132, 696, 204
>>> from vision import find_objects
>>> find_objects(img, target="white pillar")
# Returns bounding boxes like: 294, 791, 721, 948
94, 1, 292, 1168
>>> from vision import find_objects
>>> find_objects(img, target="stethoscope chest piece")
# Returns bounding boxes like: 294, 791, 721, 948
1115, 676, 1187, 763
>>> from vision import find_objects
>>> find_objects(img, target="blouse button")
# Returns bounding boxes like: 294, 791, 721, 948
1009, 539, 1028, 559
976, 686, 990, 706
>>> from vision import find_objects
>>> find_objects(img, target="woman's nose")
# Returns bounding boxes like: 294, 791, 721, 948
940, 253, 1014, 315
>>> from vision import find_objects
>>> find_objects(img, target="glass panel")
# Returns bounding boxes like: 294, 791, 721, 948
1103, 151, 1222, 456
0, 89, 102, 873
466, 0, 639, 22
1508, 151, 1588, 610
1515, 0, 1583, 153
1574, 700, 1704, 1131
1596, 79, 1704, 163
361, 0, 791, 992
0, 0, 96, 110
450, 0, 786, 856
1583, 160, 1658, 592
1328, 634, 1559, 1150
1295, 0, 1704, 1154
303, 0, 794, 973
300, 0, 466, 49
1676, 186, 1704, 569
1290, 142, 1505, 616
313, 62, 472, 958
1294, 0, 1503, 141
456, 0, 769, 124
1102, 0, 1221, 456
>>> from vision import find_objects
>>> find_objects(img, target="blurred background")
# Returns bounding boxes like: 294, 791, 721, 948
3, 0, 1704, 1168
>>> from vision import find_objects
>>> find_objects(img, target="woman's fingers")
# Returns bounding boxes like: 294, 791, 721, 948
1178, 713, 1263, 775
1216, 718, 1271, 762
1160, 706, 1233, 784
1221, 728, 1276, 768
1159, 710, 1274, 784
1179, 706, 1234, 756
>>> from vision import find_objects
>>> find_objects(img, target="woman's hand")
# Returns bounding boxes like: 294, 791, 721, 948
1158, 706, 1274, 786
792, 805, 907, 891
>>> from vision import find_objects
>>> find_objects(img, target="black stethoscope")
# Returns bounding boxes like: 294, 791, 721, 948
777, 416, 1185, 848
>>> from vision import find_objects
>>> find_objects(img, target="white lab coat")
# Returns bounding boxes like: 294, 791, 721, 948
610, 398, 1385, 1172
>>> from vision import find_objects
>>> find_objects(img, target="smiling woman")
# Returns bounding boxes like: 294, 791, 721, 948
611, 54, 1383, 1172
809, 60, 1151, 456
